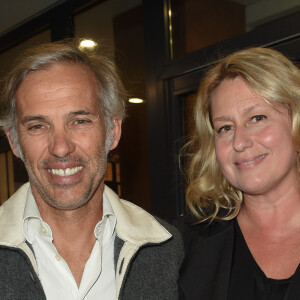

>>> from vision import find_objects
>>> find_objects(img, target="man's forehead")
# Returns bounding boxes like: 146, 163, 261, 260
14, 63, 102, 114
16, 62, 98, 96
24, 62, 95, 81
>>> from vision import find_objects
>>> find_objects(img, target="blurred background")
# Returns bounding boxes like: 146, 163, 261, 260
0, 0, 299, 217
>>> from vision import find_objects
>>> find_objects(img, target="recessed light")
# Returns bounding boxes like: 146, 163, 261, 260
129, 98, 144, 104
79, 39, 97, 49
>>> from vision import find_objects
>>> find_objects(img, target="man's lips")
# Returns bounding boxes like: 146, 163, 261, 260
47, 166, 83, 177
235, 154, 268, 166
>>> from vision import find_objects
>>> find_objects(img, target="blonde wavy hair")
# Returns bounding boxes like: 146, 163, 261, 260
185, 47, 300, 222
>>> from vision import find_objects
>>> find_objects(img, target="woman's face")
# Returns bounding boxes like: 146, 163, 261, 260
211, 77, 299, 197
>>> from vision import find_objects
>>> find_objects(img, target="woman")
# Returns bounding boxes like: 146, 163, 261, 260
177, 47, 300, 300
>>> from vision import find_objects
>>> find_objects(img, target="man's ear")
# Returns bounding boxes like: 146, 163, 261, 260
110, 118, 122, 151
5, 129, 21, 158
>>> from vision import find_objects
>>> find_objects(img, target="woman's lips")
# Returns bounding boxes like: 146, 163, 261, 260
235, 154, 268, 167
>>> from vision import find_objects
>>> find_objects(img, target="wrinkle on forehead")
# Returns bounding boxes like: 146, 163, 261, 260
15, 63, 101, 113
16, 64, 103, 125
17, 62, 98, 97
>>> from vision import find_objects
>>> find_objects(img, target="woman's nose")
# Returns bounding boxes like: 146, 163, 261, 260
233, 127, 253, 152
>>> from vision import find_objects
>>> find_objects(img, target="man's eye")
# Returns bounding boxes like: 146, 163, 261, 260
74, 119, 91, 125
251, 115, 267, 122
70, 119, 93, 130
28, 124, 44, 130
217, 125, 232, 133
26, 123, 48, 135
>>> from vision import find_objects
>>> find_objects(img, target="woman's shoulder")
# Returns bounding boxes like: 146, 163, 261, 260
177, 214, 233, 235
168, 211, 234, 252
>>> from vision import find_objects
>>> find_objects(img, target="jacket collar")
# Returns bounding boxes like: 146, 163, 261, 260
104, 185, 171, 245
0, 183, 29, 246
0, 183, 171, 247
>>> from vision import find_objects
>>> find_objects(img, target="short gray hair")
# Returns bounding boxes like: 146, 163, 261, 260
0, 39, 127, 134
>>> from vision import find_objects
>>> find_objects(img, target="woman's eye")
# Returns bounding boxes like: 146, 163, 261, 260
251, 115, 266, 122
217, 125, 232, 133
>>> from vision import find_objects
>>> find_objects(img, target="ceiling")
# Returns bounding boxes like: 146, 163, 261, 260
0, 0, 63, 35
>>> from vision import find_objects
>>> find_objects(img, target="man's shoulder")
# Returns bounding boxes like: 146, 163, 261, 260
0, 183, 29, 229
0, 183, 29, 208
133, 216, 184, 268
150, 216, 185, 263
105, 186, 179, 246
120, 216, 184, 299
155, 217, 183, 245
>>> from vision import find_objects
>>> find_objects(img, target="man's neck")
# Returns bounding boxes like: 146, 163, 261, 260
32, 184, 104, 286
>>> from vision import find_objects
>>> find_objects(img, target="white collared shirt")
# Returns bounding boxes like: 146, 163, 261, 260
23, 188, 117, 300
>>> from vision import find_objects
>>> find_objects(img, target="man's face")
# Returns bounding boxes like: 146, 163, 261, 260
8, 63, 121, 210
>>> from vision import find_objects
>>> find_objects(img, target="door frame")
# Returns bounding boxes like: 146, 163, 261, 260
143, 0, 300, 217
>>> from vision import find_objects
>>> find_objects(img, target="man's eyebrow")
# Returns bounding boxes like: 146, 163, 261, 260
21, 111, 95, 123
68, 110, 92, 116
22, 115, 46, 123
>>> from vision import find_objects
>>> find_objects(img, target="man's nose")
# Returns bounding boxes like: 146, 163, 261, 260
233, 127, 253, 152
48, 128, 76, 158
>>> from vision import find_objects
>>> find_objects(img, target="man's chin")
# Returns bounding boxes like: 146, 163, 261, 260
46, 199, 89, 211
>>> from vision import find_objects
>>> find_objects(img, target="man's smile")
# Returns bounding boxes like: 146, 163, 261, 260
47, 166, 83, 176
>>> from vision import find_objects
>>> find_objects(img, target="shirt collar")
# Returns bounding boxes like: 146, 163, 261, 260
22, 187, 43, 244
23, 187, 41, 219
22, 186, 116, 243
94, 192, 116, 242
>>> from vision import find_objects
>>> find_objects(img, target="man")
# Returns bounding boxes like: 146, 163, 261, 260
0, 41, 183, 299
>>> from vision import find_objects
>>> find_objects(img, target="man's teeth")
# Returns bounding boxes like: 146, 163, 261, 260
239, 154, 266, 166
48, 166, 83, 176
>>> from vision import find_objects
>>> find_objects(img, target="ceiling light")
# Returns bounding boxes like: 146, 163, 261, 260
129, 98, 144, 104
79, 39, 97, 49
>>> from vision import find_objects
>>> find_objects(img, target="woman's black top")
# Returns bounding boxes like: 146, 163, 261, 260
228, 219, 299, 300
172, 214, 300, 299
